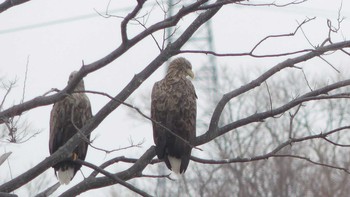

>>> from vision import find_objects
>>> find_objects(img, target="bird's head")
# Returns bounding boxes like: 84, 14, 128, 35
166, 57, 194, 79
68, 71, 85, 91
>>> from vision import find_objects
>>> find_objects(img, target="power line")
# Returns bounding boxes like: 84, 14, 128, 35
0, 6, 132, 35
246, 4, 349, 19
0, 3, 347, 35
0, 12, 98, 34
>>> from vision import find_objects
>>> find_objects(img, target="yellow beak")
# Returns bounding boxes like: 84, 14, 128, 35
186, 69, 195, 79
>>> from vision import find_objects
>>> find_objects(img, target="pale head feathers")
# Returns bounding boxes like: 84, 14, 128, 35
166, 57, 194, 79
68, 71, 85, 91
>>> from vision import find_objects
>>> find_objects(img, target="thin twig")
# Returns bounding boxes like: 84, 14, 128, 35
70, 107, 90, 144
264, 81, 273, 112
192, 126, 350, 173
323, 138, 350, 147
141, 173, 174, 181
288, 104, 302, 139
75, 90, 201, 151
318, 55, 340, 73
272, 154, 350, 174
120, 0, 146, 43
133, 18, 162, 51
0, 80, 16, 111
90, 140, 144, 154
301, 69, 313, 91
0, 1, 224, 192
21, 55, 30, 103
179, 49, 313, 58
196, 0, 304, 10
180, 18, 316, 58
75, 159, 153, 197
299, 19, 315, 48
251, 17, 315, 53
89, 156, 161, 178
34, 182, 60, 197
197, 42, 350, 146
71, 104, 143, 154
235, 0, 307, 7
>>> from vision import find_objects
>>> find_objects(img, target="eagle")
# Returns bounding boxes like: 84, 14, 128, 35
49, 71, 92, 185
151, 57, 197, 174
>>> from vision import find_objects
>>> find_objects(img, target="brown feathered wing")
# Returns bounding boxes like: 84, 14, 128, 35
49, 76, 92, 184
151, 76, 197, 174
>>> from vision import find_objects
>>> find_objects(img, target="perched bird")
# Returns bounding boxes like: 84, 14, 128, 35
49, 71, 92, 185
151, 57, 197, 174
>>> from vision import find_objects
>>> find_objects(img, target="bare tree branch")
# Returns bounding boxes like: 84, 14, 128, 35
192, 126, 350, 175
0, 80, 15, 112
0, 192, 17, 197
60, 146, 156, 197
0, 0, 31, 13
179, 48, 314, 58
20, 55, 30, 103
0, 1, 224, 192
34, 183, 60, 197
0, 0, 228, 124
78, 89, 200, 150
89, 156, 160, 178
89, 138, 144, 155
75, 159, 153, 197
0, 152, 12, 166
179, 17, 316, 58
272, 154, 350, 174
288, 104, 302, 138
2, 0, 350, 196
120, 0, 146, 43
236, 0, 307, 7
196, 40, 350, 146
140, 173, 174, 181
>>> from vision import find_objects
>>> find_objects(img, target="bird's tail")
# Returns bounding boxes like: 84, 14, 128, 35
57, 167, 75, 185
168, 155, 182, 175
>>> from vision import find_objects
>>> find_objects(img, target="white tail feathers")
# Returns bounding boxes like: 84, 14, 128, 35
57, 167, 75, 185
168, 156, 182, 175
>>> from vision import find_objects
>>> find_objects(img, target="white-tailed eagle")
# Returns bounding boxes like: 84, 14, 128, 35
49, 71, 92, 184
151, 57, 197, 174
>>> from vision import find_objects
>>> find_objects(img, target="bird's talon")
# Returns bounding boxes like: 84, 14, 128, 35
72, 153, 78, 160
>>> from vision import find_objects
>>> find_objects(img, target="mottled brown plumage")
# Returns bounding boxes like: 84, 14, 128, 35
151, 57, 197, 174
49, 71, 92, 184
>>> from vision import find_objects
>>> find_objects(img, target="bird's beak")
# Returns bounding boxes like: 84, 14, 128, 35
186, 69, 195, 79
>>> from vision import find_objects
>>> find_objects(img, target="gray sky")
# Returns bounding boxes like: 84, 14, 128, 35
1, 0, 350, 196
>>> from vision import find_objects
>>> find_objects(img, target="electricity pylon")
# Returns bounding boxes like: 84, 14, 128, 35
155, 1, 218, 195
166, 0, 218, 98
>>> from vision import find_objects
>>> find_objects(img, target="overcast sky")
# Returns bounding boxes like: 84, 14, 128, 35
1, 0, 350, 196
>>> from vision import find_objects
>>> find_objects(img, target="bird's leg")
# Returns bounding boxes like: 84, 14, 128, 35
72, 152, 78, 160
